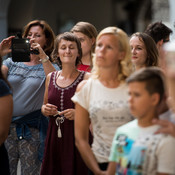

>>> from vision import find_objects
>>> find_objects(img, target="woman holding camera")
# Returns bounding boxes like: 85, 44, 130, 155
2, 20, 59, 175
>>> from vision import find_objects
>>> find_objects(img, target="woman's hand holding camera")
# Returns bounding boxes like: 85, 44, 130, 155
30, 42, 49, 63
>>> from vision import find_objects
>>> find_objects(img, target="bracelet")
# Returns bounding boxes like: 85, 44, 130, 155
40, 56, 49, 63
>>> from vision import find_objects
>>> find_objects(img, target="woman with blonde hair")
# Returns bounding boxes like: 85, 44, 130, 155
72, 26, 133, 175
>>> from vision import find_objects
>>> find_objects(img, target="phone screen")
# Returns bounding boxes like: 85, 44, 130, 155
12, 38, 31, 62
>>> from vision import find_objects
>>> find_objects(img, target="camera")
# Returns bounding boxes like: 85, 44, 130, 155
11, 37, 39, 62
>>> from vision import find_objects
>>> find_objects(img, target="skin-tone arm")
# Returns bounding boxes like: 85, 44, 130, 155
152, 47, 175, 139
30, 42, 56, 76
1, 65, 8, 79
159, 46, 175, 112
152, 119, 175, 137
74, 80, 106, 175
106, 162, 116, 175
0, 36, 15, 78
39, 55, 56, 77
42, 71, 91, 119
41, 72, 58, 117
0, 36, 13, 144
0, 94, 13, 145
41, 70, 78, 120
42, 71, 91, 120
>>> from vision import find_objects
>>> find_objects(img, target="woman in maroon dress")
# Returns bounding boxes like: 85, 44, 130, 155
40, 32, 90, 175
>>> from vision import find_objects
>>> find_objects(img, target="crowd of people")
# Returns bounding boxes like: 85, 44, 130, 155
0, 19, 175, 175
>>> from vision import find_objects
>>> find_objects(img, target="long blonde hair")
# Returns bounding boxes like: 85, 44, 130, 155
91, 26, 132, 82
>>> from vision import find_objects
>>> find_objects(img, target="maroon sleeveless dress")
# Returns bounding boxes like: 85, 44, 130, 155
40, 71, 88, 175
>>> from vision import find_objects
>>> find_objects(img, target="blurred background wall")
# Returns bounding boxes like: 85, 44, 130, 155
0, 0, 175, 42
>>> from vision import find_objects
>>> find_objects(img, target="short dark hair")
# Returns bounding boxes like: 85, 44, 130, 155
126, 67, 165, 103
51, 32, 82, 68
144, 21, 172, 43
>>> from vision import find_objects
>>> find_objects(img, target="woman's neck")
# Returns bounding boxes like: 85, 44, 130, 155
135, 65, 146, 71
60, 66, 79, 79
138, 111, 158, 127
81, 54, 92, 65
98, 67, 120, 88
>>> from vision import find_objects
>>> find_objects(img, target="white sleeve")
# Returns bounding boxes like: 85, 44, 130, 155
157, 135, 175, 174
71, 78, 92, 111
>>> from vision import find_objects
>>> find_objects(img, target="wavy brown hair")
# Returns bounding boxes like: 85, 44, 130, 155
22, 20, 55, 61
130, 32, 159, 67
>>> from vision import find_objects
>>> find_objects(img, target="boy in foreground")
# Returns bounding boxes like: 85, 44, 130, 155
107, 67, 175, 175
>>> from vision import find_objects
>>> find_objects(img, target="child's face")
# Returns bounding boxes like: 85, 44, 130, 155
128, 81, 156, 119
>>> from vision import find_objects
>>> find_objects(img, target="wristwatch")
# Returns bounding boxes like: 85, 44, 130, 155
40, 56, 49, 63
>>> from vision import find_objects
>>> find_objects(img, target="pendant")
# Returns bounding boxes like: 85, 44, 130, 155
55, 117, 64, 138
